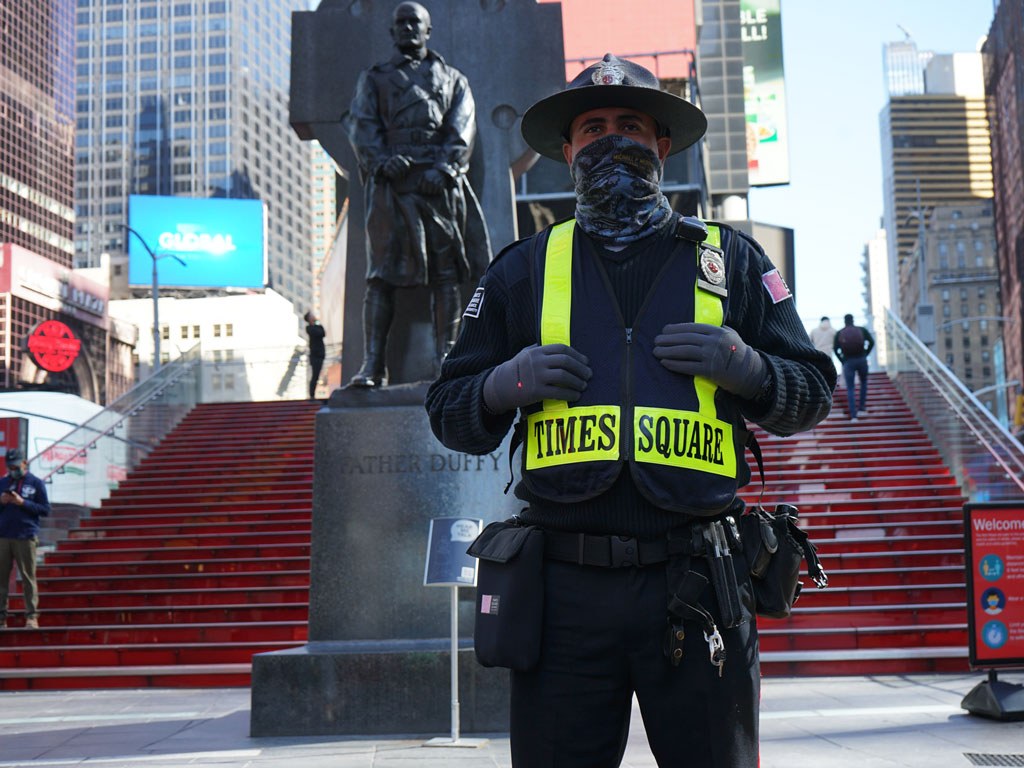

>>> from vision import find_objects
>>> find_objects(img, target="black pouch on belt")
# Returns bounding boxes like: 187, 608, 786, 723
702, 520, 745, 629
466, 518, 544, 671
740, 504, 827, 618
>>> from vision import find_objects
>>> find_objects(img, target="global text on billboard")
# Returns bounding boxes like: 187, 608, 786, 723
127, 195, 267, 289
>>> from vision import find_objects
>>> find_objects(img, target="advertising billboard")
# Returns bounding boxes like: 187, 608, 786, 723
965, 503, 1024, 669
741, 0, 790, 186
127, 195, 266, 289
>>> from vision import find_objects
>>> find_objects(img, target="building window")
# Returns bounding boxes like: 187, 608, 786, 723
193, 325, 200, 338
161, 326, 170, 340
213, 324, 222, 337
225, 323, 233, 337
180, 325, 189, 338
946, 353, 954, 365
945, 337, 953, 349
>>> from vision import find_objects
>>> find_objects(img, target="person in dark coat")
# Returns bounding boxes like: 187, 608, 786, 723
426, 54, 836, 767
345, 1, 490, 387
304, 310, 326, 399
0, 448, 50, 629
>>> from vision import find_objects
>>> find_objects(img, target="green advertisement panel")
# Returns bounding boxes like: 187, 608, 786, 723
741, 0, 790, 186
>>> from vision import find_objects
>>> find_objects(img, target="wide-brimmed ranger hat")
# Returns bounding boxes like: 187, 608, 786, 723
521, 53, 708, 162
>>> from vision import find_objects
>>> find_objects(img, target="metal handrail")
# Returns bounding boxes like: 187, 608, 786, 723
37, 344, 201, 499
884, 309, 1024, 500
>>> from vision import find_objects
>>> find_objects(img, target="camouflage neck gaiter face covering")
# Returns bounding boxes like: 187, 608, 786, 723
570, 134, 673, 245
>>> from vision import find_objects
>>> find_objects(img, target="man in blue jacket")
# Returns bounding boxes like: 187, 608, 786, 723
0, 448, 50, 629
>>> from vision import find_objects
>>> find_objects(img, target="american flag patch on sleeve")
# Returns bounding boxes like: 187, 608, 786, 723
761, 269, 792, 304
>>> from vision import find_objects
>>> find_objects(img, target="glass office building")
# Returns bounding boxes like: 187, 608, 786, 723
73, 0, 315, 313
1, 1, 134, 401
1, 0, 76, 268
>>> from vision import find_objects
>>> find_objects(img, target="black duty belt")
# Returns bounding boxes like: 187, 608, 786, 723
542, 517, 739, 569
544, 530, 670, 568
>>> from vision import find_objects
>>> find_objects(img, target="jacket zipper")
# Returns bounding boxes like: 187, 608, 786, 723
623, 326, 633, 460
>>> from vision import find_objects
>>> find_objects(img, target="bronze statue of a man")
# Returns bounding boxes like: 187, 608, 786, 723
345, 1, 491, 388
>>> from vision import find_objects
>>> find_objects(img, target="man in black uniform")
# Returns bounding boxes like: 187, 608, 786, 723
345, 1, 490, 387
426, 55, 835, 767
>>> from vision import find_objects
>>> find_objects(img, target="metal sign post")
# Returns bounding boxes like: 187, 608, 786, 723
422, 517, 489, 748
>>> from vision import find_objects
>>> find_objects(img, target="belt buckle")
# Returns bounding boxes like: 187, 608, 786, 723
610, 535, 639, 567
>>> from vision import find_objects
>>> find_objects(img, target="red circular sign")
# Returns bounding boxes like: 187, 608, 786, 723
27, 320, 82, 373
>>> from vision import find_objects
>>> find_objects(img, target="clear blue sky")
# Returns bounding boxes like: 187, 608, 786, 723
747, 0, 998, 331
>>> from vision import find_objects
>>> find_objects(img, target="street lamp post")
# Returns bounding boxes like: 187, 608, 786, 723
905, 179, 935, 346
118, 224, 185, 372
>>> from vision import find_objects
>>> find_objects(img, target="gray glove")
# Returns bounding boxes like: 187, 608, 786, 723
483, 344, 592, 415
653, 323, 768, 400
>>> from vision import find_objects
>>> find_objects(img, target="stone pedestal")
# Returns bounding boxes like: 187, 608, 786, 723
250, 384, 519, 736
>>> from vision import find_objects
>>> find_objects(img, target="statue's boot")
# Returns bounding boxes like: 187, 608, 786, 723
346, 284, 393, 388
432, 283, 462, 375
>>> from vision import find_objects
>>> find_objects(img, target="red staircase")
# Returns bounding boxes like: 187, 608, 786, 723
1, 374, 972, 688
745, 372, 970, 676
0, 400, 319, 690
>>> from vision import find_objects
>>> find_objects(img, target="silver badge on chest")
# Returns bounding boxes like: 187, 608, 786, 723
697, 244, 728, 298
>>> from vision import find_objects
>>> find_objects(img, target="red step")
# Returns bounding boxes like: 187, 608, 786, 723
0, 378, 983, 686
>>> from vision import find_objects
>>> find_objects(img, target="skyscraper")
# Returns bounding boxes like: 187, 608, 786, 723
883, 38, 929, 97
880, 46, 1000, 413
2, 1, 75, 267
1, 0, 134, 401
879, 52, 992, 305
73, 0, 315, 314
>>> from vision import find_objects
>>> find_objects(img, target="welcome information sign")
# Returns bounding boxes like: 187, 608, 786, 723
965, 503, 1024, 668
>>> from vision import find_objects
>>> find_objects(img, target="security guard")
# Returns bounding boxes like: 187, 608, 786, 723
426, 54, 836, 768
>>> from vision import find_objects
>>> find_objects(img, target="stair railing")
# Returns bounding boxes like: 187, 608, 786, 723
35, 343, 202, 508
884, 309, 1024, 501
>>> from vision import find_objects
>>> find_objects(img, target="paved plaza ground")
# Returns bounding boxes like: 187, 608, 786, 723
0, 673, 1023, 766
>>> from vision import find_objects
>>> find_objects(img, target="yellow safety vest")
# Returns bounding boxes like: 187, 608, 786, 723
519, 219, 743, 514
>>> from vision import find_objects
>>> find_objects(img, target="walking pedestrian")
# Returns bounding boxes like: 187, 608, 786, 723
834, 313, 875, 421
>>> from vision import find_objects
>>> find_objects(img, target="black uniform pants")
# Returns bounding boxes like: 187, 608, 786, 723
510, 558, 759, 768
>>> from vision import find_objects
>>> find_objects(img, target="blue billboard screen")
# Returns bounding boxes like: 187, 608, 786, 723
127, 195, 266, 289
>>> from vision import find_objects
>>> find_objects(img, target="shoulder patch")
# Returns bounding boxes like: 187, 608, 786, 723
761, 269, 792, 304
463, 286, 485, 318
